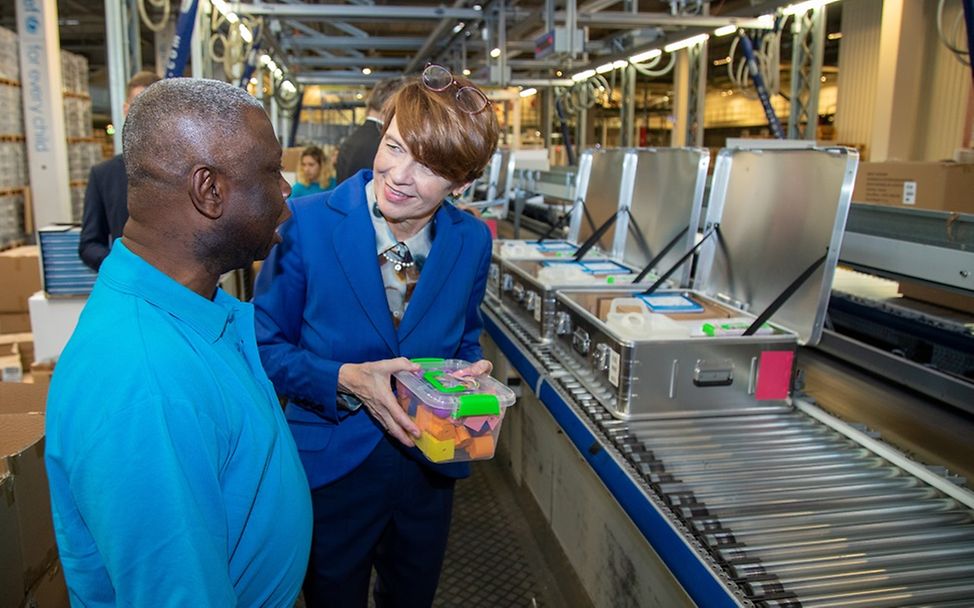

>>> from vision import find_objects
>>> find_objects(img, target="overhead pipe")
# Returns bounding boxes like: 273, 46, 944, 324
404, 0, 470, 74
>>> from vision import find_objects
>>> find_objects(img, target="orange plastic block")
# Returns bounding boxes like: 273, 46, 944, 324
454, 425, 472, 448
465, 434, 496, 460
416, 431, 456, 463
416, 406, 458, 441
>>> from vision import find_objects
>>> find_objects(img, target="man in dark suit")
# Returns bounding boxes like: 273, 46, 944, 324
79, 71, 160, 271
334, 77, 404, 184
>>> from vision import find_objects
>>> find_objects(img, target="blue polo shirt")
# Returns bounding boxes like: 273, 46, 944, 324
45, 240, 312, 607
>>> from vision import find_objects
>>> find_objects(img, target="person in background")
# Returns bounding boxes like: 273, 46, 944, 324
78, 70, 160, 271
254, 67, 499, 607
46, 78, 312, 607
290, 145, 334, 198
335, 77, 404, 184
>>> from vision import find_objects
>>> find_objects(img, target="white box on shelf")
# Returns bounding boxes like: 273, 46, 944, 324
27, 292, 87, 363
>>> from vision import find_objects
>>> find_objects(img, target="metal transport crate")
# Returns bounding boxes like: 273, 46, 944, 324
550, 147, 860, 419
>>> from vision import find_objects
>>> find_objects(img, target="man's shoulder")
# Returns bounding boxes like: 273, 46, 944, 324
49, 289, 221, 417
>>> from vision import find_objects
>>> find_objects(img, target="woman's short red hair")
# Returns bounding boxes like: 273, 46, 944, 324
383, 76, 499, 186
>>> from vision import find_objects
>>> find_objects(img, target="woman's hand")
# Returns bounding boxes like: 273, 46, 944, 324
338, 357, 422, 447
451, 359, 493, 379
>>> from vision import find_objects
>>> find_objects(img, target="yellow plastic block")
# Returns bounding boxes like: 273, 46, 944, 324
465, 434, 496, 460
416, 431, 456, 463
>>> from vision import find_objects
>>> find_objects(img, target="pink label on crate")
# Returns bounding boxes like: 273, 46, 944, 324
755, 351, 794, 400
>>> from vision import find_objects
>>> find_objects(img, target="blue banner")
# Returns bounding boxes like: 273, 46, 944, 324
165, 0, 200, 78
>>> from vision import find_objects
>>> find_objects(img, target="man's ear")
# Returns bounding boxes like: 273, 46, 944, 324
189, 165, 224, 220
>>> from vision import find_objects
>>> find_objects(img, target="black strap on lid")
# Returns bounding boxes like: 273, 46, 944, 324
573, 207, 628, 261
743, 250, 829, 337
641, 224, 720, 296
632, 224, 690, 284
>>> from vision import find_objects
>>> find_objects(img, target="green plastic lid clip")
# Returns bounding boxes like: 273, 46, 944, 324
455, 394, 500, 418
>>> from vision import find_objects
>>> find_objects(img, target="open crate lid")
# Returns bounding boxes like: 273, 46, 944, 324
695, 147, 859, 346
613, 148, 710, 287
567, 148, 632, 258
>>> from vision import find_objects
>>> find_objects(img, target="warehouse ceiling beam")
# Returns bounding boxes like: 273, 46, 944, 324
292, 56, 410, 68
563, 0, 797, 78
556, 11, 774, 29
404, 0, 470, 74
282, 20, 365, 58
296, 72, 405, 85
287, 36, 427, 50
233, 4, 490, 21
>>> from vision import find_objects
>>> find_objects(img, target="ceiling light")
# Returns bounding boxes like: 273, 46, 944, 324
453, 22, 465, 34
714, 25, 738, 37
782, 0, 840, 17
713, 56, 732, 66
612, 60, 628, 69
362, 67, 372, 75
473, 4, 482, 10
259, 54, 271, 67
250, 77, 258, 86
629, 49, 662, 63
595, 62, 614, 74
756, 14, 775, 27
210, 0, 232, 17
489, 47, 502, 58
571, 69, 595, 82
462, 68, 472, 76
664, 34, 710, 53
356, 92, 364, 99
827, 32, 842, 40
281, 80, 297, 94
555, 70, 563, 77
266, 60, 278, 73
820, 75, 827, 82
519, 88, 537, 98
238, 23, 252, 43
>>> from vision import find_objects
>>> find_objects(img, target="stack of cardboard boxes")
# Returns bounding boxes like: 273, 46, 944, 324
1, 245, 67, 607
1, 380, 65, 608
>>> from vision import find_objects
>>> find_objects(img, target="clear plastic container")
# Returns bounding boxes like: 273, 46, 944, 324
394, 358, 516, 464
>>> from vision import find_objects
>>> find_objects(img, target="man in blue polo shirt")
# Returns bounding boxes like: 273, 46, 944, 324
45, 78, 311, 607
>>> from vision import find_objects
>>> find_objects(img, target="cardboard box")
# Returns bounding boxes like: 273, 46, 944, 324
0, 414, 56, 592
0, 380, 48, 415
0, 314, 31, 336
0, 334, 35, 372
1, 472, 26, 608
852, 161, 974, 214
0, 248, 41, 314
0, 353, 22, 383
21, 559, 68, 608
27, 363, 53, 391
27, 294, 86, 362
899, 282, 974, 316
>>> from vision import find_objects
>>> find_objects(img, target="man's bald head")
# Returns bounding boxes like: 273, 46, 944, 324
122, 78, 266, 191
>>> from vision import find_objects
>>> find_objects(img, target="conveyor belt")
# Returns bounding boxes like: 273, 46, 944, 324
485, 303, 974, 608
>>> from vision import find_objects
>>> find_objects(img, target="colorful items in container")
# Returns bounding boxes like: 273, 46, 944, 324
394, 358, 516, 464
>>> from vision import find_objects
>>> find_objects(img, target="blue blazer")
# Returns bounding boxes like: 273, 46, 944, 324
254, 170, 492, 489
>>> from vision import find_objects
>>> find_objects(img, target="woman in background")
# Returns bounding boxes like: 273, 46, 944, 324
290, 145, 335, 198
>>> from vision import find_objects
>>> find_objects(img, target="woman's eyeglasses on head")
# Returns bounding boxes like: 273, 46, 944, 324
422, 64, 491, 115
